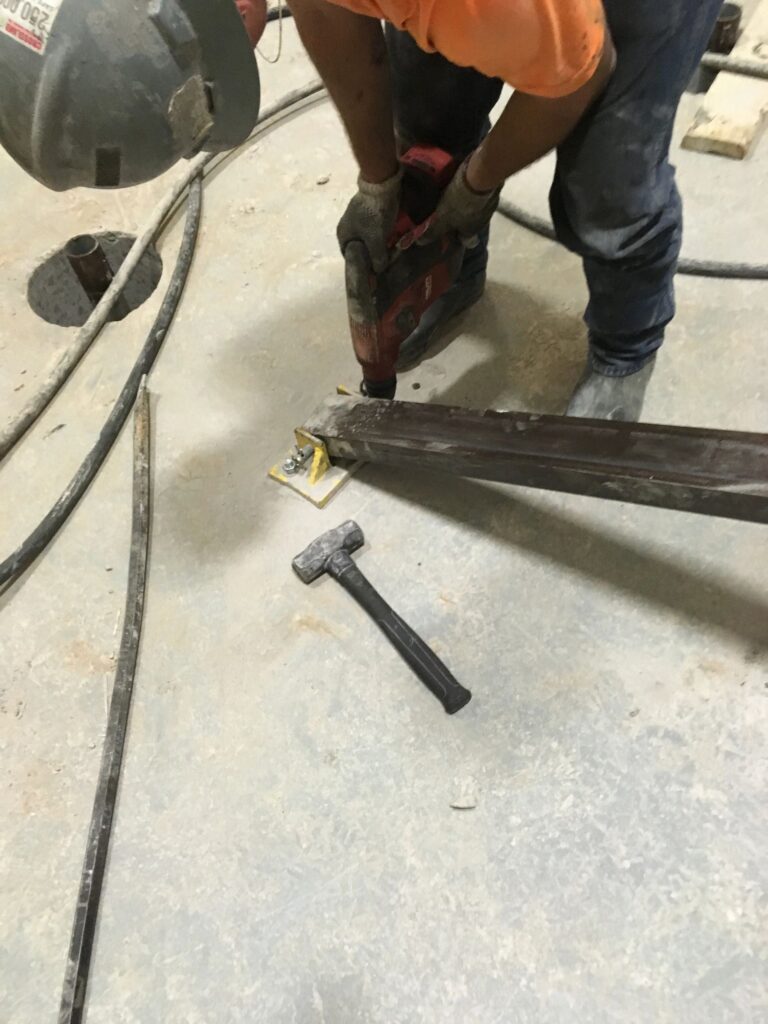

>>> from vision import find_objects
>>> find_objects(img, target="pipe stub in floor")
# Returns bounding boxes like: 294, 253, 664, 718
28, 231, 163, 329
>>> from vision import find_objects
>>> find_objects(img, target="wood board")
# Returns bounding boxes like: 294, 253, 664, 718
682, 0, 768, 159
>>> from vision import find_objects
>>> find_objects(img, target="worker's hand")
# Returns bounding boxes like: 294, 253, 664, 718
420, 156, 501, 249
337, 168, 403, 274
235, 0, 268, 47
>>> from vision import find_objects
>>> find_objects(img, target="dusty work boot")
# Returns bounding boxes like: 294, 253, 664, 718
566, 356, 656, 422
396, 270, 486, 369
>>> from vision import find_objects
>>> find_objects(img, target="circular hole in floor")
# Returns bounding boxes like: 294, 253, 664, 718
27, 231, 163, 328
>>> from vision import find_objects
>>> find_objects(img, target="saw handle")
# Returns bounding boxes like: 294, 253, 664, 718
325, 549, 471, 714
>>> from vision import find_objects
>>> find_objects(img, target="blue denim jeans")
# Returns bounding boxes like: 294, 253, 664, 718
386, 0, 722, 374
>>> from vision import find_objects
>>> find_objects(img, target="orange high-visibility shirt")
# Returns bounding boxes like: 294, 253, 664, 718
326, 0, 606, 98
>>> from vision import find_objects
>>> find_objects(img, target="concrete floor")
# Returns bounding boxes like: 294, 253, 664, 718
1, 24, 767, 1024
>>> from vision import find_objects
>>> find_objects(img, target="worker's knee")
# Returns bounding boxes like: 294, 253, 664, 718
550, 100, 683, 265
551, 171, 682, 264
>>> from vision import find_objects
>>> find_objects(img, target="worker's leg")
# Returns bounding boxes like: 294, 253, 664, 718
551, 0, 722, 419
385, 26, 503, 365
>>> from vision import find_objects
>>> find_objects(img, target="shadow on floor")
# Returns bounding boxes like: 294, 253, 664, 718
401, 278, 586, 415
362, 465, 768, 653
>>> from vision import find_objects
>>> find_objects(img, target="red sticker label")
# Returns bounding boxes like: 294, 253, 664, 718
0, 0, 62, 55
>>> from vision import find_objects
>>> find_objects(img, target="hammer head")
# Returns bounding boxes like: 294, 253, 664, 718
292, 520, 364, 584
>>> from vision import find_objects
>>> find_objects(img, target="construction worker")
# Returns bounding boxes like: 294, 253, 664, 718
245, 0, 722, 421
0, 0, 722, 421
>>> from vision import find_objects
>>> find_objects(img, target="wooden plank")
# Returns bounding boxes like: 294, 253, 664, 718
682, 0, 768, 159
303, 394, 768, 524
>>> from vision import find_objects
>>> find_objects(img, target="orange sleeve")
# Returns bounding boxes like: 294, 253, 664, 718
424, 0, 607, 98
325, 0, 607, 99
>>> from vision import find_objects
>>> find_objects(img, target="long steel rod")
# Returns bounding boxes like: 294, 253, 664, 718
59, 382, 151, 1024
700, 52, 768, 81
303, 395, 768, 524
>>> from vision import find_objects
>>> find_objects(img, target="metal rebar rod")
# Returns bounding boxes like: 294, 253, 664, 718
700, 51, 768, 80
303, 395, 768, 525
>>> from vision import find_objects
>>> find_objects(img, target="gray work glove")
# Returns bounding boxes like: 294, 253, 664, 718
337, 167, 403, 274
420, 156, 501, 249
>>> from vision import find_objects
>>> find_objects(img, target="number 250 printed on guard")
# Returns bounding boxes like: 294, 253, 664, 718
1, 0, 62, 55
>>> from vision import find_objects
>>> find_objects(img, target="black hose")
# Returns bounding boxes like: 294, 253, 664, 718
0, 179, 202, 592
496, 199, 768, 281
58, 381, 151, 1024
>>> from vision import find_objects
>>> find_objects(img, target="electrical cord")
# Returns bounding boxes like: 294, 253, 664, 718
258, 0, 285, 61
496, 198, 768, 281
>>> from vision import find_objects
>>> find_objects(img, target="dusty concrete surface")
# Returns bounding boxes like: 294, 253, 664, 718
1, 24, 767, 1024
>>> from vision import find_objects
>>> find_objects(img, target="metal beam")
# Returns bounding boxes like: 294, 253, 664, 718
303, 395, 768, 524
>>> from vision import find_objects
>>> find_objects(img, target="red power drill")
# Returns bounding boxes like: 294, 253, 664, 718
344, 146, 464, 400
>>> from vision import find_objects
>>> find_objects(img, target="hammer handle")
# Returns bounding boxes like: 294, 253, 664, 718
326, 550, 471, 714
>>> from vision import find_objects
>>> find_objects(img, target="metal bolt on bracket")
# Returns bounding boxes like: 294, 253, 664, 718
282, 444, 314, 476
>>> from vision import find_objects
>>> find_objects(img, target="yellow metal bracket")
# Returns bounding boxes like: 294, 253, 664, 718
268, 389, 362, 508
294, 427, 332, 487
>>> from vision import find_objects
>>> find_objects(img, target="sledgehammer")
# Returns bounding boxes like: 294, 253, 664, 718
292, 521, 471, 714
